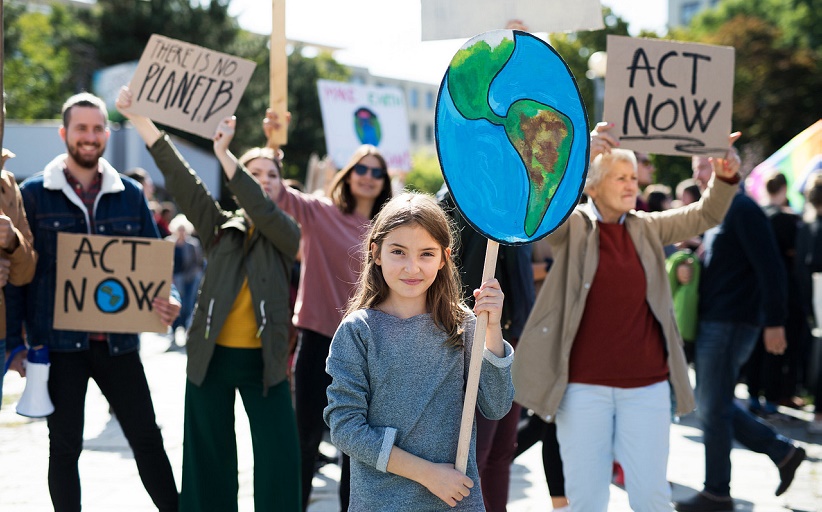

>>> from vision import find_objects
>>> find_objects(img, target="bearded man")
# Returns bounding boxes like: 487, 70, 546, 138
5, 93, 181, 512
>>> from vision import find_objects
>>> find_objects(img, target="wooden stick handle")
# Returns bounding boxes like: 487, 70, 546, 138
268, 0, 288, 147
455, 239, 499, 474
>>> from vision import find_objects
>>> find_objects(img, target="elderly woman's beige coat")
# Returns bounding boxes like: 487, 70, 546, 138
513, 176, 738, 420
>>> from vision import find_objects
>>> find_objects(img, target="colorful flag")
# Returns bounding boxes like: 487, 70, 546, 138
747, 120, 822, 209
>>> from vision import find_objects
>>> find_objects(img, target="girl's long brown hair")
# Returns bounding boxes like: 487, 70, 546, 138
347, 192, 467, 347
327, 144, 392, 219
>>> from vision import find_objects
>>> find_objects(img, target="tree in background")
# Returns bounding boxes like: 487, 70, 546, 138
4, 1, 820, 191
683, 0, 822, 166
96, 0, 238, 66
96, 0, 349, 183
405, 150, 443, 194
279, 46, 349, 182
3, 2, 96, 119
548, 7, 632, 132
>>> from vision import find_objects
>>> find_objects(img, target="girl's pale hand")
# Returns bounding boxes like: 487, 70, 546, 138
422, 463, 473, 507
711, 132, 742, 180
589, 122, 619, 161
473, 278, 504, 327
213, 116, 236, 154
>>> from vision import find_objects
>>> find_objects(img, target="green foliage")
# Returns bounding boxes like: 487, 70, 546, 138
95, 0, 238, 66
4, 3, 96, 119
691, 0, 822, 50
548, 7, 632, 130
650, 154, 694, 191
685, 9, 822, 161
279, 47, 349, 182
404, 150, 444, 194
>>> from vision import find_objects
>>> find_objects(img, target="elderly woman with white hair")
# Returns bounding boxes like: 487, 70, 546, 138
512, 124, 742, 511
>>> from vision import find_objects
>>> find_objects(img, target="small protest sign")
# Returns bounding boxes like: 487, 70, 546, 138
420, 0, 603, 41
317, 79, 412, 170
128, 34, 257, 139
54, 233, 174, 334
602, 35, 735, 157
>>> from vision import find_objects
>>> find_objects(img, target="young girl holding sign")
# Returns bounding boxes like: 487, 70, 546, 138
323, 192, 515, 511
116, 88, 301, 511
263, 109, 393, 510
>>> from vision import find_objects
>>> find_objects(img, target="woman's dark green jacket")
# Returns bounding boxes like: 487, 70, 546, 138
149, 134, 300, 392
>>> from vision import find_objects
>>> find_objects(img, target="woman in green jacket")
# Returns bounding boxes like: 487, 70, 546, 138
117, 88, 301, 512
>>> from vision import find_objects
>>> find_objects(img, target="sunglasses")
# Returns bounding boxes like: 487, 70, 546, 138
352, 163, 386, 179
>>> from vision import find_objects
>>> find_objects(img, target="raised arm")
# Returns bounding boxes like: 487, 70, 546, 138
116, 86, 225, 247
211, 116, 300, 258
115, 88, 162, 147
212, 116, 241, 180
649, 132, 742, 246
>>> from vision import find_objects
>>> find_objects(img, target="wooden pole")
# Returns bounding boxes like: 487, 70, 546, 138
268, 0, 288, 147
455, 239, 499, 474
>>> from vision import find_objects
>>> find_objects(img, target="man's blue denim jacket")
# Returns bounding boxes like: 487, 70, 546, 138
6, 154, 177, 356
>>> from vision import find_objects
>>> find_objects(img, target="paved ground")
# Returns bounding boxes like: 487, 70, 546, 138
1, 332, 820, 511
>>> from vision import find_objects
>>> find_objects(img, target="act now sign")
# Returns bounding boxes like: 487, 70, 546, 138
602, 35, 735, 157
54, 233, 174, 334
317, 79, 412, 170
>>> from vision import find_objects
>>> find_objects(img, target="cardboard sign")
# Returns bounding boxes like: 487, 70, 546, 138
420, 0, 603, 41
128, 34, 257, 139
54, 233, 174, 334
602, 35, 735, 157
317, 79, 412, 170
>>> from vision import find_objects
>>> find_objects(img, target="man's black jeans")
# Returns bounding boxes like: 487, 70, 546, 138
46, 341, 178, 512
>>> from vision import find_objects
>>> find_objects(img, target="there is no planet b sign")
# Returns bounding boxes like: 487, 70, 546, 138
436, 30, 589, 244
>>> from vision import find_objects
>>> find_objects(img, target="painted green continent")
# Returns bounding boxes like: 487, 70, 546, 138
504, 100, 574, 236
448, 37, 514, 124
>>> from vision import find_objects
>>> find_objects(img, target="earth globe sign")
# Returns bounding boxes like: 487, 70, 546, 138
436, 30, 589, 244
95, 278, 129, 314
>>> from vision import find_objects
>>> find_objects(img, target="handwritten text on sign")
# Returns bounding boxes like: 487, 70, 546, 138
317, 79, 412, 170
128, 34, 257, 139
602, 36, 735, 157
54, 233, 174, 334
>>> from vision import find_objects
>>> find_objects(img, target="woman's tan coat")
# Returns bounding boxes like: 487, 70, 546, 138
513, 176, 738, 420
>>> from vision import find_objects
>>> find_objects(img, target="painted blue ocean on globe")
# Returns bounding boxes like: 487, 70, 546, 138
436, 30, 589, 244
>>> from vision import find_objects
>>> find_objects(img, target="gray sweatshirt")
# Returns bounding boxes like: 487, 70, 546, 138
324, 308, 514, 511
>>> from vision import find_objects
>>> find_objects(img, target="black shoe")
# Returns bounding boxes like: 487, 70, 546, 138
776, 446, 806, 496
674, 492, 734, 512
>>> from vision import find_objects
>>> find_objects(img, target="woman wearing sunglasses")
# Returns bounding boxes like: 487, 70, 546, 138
264, 108, 393, 512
